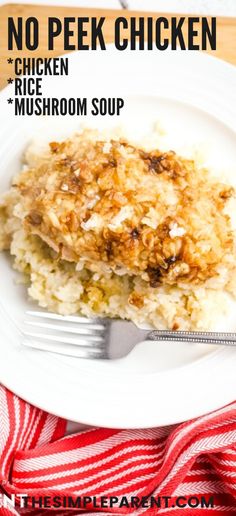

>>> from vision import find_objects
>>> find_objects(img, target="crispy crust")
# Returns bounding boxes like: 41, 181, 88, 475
12, 130, 235, 287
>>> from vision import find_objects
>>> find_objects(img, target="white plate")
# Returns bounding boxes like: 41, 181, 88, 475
0, 48, 236, 428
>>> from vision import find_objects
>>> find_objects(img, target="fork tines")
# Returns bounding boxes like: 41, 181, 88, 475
23, 311, 108, 359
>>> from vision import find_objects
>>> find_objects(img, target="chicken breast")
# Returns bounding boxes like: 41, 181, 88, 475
12, 130, 235, 287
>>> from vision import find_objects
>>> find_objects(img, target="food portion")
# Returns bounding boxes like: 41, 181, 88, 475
1, 128, 236, 330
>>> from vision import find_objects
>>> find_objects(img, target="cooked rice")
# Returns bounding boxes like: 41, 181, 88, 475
1, 127, 236, 330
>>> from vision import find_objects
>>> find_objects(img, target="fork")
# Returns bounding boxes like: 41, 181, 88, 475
22, 311, 236, 359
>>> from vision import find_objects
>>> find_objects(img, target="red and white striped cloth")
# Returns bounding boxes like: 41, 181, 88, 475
0, 384, 236, 515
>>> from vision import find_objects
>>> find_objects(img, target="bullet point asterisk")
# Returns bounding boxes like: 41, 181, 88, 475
7, 98, 13, 104
7, 78, 13, 84
7, 58, 13, 64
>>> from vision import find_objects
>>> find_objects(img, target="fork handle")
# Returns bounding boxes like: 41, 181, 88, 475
147, 331, 236, 346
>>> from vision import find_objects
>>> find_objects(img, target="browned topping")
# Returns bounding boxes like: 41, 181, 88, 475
128, 291, 144, 309
147, 267, 162, 287
131, 228, 140, 240
166, 255, 177, 264
26, 210, 42, 225
219, 187, 234, 200
65, 211, 79, 232
139, 150, 176, 174
172, 322, 180, 331
15, 131, 235, 288
105, 240, 113, 259
50, 142, 60, 153
147, 154, 169, 174
149, 157, 163, 173
108, 159, 117, 167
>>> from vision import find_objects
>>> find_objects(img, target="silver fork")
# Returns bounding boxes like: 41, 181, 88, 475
22, 311, 236, 360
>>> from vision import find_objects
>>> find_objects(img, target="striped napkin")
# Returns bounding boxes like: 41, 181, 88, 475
0, 385, 235, 515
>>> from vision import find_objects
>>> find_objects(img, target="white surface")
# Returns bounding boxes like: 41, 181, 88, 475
0, 48, 236, 428
0, 0, 236, 16
128, 0, 236, 16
